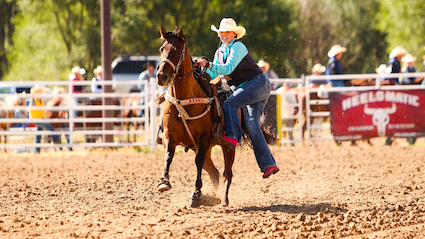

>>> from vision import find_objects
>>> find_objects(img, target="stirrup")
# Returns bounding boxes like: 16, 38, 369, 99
213, 122, 223, 144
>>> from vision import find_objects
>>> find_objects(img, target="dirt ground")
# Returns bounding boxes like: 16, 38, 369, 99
1, 138, 425, 239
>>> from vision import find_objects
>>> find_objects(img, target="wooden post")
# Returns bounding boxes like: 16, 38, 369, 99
101, 0, 113, 144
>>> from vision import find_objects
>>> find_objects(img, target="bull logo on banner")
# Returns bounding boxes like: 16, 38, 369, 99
363, 104, 397, 136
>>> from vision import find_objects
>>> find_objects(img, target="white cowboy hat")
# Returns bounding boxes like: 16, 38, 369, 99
71, 66, 86, 75
53, 86, 65, 95
311, 63, 326, 74
375, 64, 388, 74
327, 44, 347, 57
257, 60, 270, 71
402, 53, 416, 63
389, 46, 406, 58
30, 85, 46, 95
317, 84, 330, 99
93, 65, 103, 75
211, 18, 246, 39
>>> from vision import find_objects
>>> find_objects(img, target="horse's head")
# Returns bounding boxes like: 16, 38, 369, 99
157, 27, 187, 87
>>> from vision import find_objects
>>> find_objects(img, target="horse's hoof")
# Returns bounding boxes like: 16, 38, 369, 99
157, 183, 171, 192
189, 191, 203, 208
221, 198, 229, 206
157, 178, 171, 192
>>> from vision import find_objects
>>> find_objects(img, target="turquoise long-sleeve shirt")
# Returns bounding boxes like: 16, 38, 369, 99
207, 39, 248, 79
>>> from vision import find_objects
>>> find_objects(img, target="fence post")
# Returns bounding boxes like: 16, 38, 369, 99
68, 82, 74, 149
150, 78, 157, 150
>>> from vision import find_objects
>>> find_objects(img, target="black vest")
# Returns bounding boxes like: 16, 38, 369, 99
215, 41, 262, 87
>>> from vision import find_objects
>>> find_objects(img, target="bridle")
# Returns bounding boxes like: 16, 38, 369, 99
157, 39, 193, 86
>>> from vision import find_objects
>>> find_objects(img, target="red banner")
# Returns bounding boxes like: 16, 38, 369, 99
329, 90, 425, 141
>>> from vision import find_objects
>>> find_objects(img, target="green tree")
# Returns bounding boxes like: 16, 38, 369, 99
0, 0, 16, 80
6, 0, 101, 81
289, 0, 387, 76
378, 0, 425, 69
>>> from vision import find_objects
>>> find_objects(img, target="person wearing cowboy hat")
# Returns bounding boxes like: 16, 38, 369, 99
69, 66, 86, 94
29, 85, 61, 153
326, 44, 347, 87
91, 65, 103, 93
401, 53, 422, 85
382, 46, 406, 86
310, 63, 327, 86
384, 46, 407, 146
197, 17, 279, 178
258, 59, 280, 89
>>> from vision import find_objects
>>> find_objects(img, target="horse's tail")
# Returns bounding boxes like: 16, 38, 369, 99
241, 113, 278, 148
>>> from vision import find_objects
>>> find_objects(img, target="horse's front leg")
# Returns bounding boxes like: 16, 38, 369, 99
221, 146, 235, 206
157, 138, 176, 192
125, 123, 130, 144
4, 135, 7, 153
189, 133, 210, 207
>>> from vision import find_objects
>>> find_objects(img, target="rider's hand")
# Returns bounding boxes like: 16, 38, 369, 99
197, 59, 208, 68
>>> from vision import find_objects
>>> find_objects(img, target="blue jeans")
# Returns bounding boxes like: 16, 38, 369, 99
330, 80, 345, 87
223, 74, 277, 172
34, 122, 61, 153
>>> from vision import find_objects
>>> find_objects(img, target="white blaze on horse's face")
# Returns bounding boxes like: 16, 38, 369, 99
363, 104, 397, 136
157, 27, 186, 87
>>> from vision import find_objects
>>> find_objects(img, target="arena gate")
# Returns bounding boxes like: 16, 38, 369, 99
0, 79, 164, 152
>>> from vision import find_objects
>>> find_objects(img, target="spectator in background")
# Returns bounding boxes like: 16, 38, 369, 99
29, 85, 61, 154
258, 60, 280, 89
69, 66, 86, 93
384, 46, 407, 146
310, 63, 327, 86
326, 44, 347, 87
137, 61, 156, 92
91, 65, 103, 93
399, 54, 422, 146
401, 54, 422, 85
382, 46, 406, 86
46, 86, 72, 151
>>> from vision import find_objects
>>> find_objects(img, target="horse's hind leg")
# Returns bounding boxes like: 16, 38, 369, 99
158, 139, 176, 192
203, 146, 219, 195
221, 146, 235, 206
133, 122, 139, 143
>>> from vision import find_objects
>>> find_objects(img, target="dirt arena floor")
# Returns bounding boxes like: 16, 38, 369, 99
1, 138, 425, 238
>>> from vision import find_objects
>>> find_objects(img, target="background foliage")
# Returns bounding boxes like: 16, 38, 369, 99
0, 0, 424, 81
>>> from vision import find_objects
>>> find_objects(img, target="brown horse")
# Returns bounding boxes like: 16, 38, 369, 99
0, 96, 27, 152
79, 97, 122, 144
122, 88, 144, 143
156, 27, 236, 207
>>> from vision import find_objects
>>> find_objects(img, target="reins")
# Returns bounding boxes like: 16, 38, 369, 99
158, 40, 219, 151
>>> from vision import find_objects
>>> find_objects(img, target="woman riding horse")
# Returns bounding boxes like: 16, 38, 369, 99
156, 27, 236, 207
197, 18, 279, 178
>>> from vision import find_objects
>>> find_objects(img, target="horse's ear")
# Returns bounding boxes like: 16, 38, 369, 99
160, 27, 167, 40
177, 28, 186, 42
